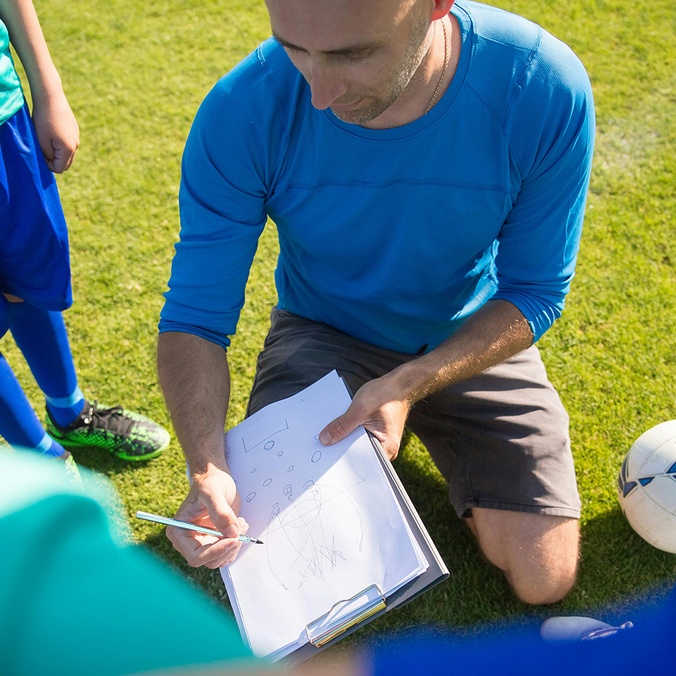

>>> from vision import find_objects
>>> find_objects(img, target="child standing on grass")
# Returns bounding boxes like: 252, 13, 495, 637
0, 0, 169, 472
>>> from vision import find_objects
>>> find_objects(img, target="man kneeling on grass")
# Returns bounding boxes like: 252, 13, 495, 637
157, 0, 595, 605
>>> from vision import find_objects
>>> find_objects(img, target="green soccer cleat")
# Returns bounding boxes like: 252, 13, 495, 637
46, 401, 170, 461
59, 450, 84, 489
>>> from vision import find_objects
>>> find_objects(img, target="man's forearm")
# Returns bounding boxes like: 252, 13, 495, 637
157, 331, 231, 476
391, 299, 534, 405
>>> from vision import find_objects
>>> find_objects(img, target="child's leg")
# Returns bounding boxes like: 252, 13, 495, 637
8, 302, 85, 427
6, 303, 169, 463
0, 296, 66, 456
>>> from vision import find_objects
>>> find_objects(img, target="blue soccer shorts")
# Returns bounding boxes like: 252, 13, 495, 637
0, 103, 72, 311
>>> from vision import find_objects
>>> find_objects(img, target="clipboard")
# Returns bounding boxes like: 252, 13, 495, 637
284, 431, 449, 664
219, 371, 449, 663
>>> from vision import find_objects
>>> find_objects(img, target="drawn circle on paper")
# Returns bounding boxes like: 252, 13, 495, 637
283, 484, 292, 496
246, 492, 256, 502
277, 451, 283, 457
303, 480, 314, 490
287, 465, 294, 472
263, 478, 272, 487
264, 440, 274, 450
311, 451, 322, 463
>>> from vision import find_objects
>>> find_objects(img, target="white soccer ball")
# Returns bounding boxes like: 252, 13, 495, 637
617, 420, 676, 554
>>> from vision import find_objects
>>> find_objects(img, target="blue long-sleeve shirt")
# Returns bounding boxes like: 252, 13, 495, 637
160, 1, 595, 354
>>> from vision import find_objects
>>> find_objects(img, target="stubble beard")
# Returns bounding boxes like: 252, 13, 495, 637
331, 13, 432, 125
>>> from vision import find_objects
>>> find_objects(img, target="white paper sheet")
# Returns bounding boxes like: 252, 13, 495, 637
220, 371, 428, 659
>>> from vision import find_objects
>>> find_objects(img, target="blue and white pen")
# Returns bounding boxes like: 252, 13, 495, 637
135, 510, 265, 544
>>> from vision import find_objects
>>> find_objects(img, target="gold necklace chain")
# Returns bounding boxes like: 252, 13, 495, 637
425, 18, 449, 115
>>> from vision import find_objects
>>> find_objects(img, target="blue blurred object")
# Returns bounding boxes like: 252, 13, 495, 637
369, 585, 676, 676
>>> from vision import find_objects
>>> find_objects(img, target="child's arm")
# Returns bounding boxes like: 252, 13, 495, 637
0, 0, 78, 172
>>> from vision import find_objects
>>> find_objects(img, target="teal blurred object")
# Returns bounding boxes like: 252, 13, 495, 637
0, 449, 258, 676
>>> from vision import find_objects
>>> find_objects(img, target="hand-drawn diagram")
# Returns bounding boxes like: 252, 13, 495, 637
232, 412, 368, 591
238, 418, 290, 454
265, 479, 366, 590
221, 373, 431, 662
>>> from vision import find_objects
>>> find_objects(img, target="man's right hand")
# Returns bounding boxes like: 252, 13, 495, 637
166, 466, 249, 569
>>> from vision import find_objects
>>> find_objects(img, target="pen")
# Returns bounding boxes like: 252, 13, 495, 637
135, 511, 264, 544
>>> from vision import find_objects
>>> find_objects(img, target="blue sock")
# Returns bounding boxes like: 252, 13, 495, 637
8, 303, 85, 427
45, 388, 86, 428
0, 352, 67, 457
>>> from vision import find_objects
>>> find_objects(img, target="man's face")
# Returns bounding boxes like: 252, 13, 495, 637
265, 0, 432, 125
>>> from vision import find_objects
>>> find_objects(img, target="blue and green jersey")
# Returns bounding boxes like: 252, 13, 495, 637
0, 19, 24, 126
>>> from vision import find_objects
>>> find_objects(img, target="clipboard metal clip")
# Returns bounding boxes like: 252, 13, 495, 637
305, 584, 386, 648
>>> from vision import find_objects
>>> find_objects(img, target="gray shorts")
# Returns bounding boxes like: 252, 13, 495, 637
247, 309, 581, 520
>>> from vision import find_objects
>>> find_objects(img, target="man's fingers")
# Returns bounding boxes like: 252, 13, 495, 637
165, 469, 249, 568
204, 518, 250, 568
168, 529, 242, 568
319, 413, 357, 445
195, 475, 241, 536
190, 502, 240, 540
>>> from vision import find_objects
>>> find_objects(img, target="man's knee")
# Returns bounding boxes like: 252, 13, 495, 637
508, 554, 578, 605
469, 508, 580, 605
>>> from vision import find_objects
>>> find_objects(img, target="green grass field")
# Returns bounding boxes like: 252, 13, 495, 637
3, 0, 675, 656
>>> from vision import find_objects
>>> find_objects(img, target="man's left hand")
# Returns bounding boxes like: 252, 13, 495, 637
318, 375, 410, 460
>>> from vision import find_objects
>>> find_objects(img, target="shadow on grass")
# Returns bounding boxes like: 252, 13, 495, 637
573, 506, 676, 618
66, 444, 157, 476
366, 434, 676, 642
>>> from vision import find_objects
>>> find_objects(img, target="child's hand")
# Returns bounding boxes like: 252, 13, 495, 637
31, 90, 79, 173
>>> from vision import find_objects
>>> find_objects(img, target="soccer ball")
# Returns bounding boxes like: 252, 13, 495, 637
617, 420, 676, 554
